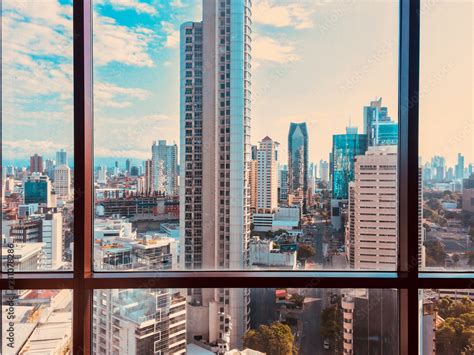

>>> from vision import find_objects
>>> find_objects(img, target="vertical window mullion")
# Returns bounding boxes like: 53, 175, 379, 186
398, 0, 421, 354
73, 0, 93, 353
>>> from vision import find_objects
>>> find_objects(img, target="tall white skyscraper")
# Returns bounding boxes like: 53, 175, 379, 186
180, 0, 252, 350
56, 149, 68, 166
41, 211, 63, 269
257, 136, 279, 213
53, 165, 71, 199
151, 140, 178, 195
351, 146, 398, 270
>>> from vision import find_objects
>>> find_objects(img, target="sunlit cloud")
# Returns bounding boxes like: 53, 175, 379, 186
95, 82, 151, 109
95, 0, 158, 15
252, 34, 300, 66
93, 15, 156, 67
253, 0, 315, 30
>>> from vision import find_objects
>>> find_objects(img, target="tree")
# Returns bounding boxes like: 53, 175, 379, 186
435, 297, 474, 355
424, 240, 447, 266
321, 304, 343, 352
297, 244, 315, 260
452, 253, 460, 267
243, 322, 297, 355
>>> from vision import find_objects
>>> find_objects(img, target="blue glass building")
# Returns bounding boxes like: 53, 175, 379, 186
331, 127, 368, 200
24, 175, 51, 205
288, 122, 309, 196
363, 97, 398, 146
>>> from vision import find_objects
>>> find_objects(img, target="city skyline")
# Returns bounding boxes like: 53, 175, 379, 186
2, 0, 472, 167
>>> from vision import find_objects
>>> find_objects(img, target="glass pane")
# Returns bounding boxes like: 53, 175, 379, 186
2, 289, 73, 354
92, 0, 399, 271
93, 288, 398, 354
419, 0, 473, 270
420, 289, 474, 354
1, 0, 74, 271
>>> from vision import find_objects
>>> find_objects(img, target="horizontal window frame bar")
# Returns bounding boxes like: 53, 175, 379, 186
1, 271, 473, 289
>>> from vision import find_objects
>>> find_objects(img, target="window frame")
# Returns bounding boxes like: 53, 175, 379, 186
1, 1, 473, 354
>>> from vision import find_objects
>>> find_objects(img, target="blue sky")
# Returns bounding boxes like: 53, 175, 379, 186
2, 0, 472, 167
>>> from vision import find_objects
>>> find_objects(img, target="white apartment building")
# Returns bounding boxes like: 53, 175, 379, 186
257, 137, 279, 213
352, 146, 398, 270
41, 211, 63, 270
53, 164, 71, 199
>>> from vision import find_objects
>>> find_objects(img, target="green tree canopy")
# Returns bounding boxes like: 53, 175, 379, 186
243, 322, 297, 355
297, 244, 315, 260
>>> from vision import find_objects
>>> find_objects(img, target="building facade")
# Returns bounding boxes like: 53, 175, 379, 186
152, 140, 178, 196
288, 122, 308, 207
179, 0, 252, 351
256, 136, 278, 213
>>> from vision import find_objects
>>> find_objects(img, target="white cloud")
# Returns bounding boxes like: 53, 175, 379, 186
253, 0, 315, 30
170, 0, 185, 8
95, 82, 151, 108
93, 15, 156, 67
3, 140, 72, 159
252, 34, 299, 65
94, 0, 158, 15
161, 21, 180, 49
94, 114, 178, 158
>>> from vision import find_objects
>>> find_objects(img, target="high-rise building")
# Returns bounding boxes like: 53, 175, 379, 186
455, 153, 465, 179
363, 97, 398, 146
125, 158, 131, 174
319, 159, 329, 184
288, 122, 309, 207
342, 289, 399, 354
431, 156, 446, 181
41, 211, 63, 269
56, 149, 68, 166
30, 154, 43, 174
143, 159, 153, 195
462, 174, 474, 213
97, 166, 107, 185
53, 165, 71, 199
152, 140, 178, 195
180, 0, 252, 350
331, 127, 368, 200
257, 136, 279, 213
249, 159, 258, 211
24, 174, 52, 207
10, 218, 42, 243
352, 146, 397, 270
279, 165, 289, 201
45, 159, 56, 179
92, 289, 186, 354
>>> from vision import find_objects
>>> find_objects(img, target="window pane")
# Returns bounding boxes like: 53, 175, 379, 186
1, 0, 74, 271
420, 289, 474, 354
92, 0, 399, 271
93, 288, 398, 354
419, 0, 473, 270
2, 289, 73, 354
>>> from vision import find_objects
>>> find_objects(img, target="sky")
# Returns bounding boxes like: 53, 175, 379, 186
2, 0, 472, 168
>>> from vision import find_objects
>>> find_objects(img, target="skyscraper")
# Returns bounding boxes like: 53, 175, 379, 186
279, 165, 289, 201
431, 155, 446, 181
288, 122, 308, 206
455, 153, 465, 179
180, 0, 252, 350
352, 146, 397, 270
143, 159, 153, 195
56, 149, 67, 166
363, 97, 398, 146
151, 140, 178, 195
53, 165, 71, 199
319, 159, 329, 184
257, 137, 279, 213
331, 127, 368, 200
41, 211, 63, 270
30, 154, 43, 174
24, 174, 52, 207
